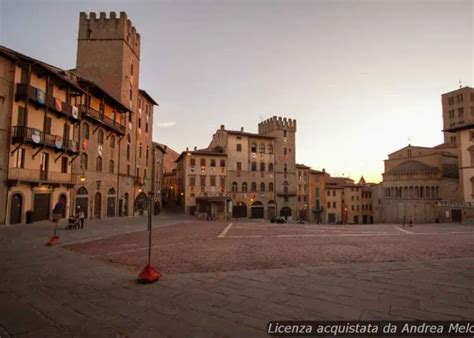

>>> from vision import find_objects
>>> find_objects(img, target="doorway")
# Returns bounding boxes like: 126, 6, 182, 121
10, 193, 23, 224
451, 209, 462, 223
251, 201, 264, 219
94, 192, 102, 218
33, 193, 51, 221
59, 194, 67, 218
107, 188, 116, 217
232, 202, 247, 218
75, 187, 88, 218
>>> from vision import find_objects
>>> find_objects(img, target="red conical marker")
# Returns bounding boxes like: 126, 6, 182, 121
137, 264, 161, 283
45, 235, 59, 246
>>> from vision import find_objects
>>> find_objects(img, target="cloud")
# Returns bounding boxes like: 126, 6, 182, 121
158, 122, 176, 128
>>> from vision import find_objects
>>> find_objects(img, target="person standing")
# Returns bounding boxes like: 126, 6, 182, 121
77, 207, 85, 229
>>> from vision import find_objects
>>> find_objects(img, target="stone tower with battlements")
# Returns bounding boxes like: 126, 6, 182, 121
76, 11, 140, 112
75, 12, 155, 216
258, 116, 298, 218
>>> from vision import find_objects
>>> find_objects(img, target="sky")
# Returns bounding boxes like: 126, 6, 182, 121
1, 0, 472, 182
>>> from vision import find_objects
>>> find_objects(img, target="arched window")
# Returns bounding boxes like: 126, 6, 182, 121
96, 156, 103, 172
97, 129, 104, 144
268, 182, 274, 192
260, 182, 265, 192
81, 153, 88, 170
127, 144, 131, 161
242, 182, 248, 192
139, 143, 143, 158
259, 144, 265, 154
77, 187, 88, 195
231, 182, 238, 192
260, 162, 265, 172
251, 143, 257, 153
251, 182, 257, 192
110, 135, 115, 148
268, 144, 273, 154
127, 134, 131, 143
269, 163, 274, 172
108, 188, 116, 195
146, 146, 149, 162
251, 162, 257, 171
82, 123, 89, 140
109, 160, 114, 174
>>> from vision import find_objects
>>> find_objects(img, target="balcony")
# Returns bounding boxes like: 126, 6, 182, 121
79, 105, 126, 134
276, 191, 297, 197
8, 168, 75, 186
11, 126, 79, 154
15, 84, 80, 122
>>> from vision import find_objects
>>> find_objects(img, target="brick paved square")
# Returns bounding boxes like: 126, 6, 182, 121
0, 216, 473, 336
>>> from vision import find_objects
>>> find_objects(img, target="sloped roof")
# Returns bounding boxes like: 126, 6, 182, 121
0, 45, 84, 93
386, 160, 438, 175
175, 147, 227, 162
139, 89, 159, 106
387, 144, 434, 157
224, 129, 275, 140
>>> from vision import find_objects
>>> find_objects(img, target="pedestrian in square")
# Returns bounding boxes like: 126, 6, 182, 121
77, 207, 85, 229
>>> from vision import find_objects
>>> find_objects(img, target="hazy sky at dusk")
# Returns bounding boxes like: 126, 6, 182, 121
1, 0, 472, 182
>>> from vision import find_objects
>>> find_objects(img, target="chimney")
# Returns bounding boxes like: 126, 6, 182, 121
322, 168, 326, 173
186, 147, 188, 152
194, 146, 197, 151
241, 127, 244, 132
220, 124, 225, 130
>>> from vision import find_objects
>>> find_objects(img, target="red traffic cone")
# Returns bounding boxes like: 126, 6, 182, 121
45, 235, 60, 246
137, 264, 161, 283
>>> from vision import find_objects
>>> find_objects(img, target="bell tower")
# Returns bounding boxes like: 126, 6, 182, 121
258, 116, 297, 218
76, 11, 140, 112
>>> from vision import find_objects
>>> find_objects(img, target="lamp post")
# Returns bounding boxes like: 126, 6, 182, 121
137, 191, 161, 283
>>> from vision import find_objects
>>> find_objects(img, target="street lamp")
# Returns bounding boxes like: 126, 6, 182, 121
137, 191, 161, 283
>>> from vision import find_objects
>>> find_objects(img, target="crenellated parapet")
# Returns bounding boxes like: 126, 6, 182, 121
258, 116, 297, 134
78, 11, 140, 56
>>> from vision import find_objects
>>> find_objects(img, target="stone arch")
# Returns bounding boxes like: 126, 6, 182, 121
75, 187, 89, 218
135, 192, 148, 216
251, 200, 264, 218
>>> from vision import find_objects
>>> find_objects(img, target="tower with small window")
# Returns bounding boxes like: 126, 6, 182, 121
76, 12, 140, 112
258, 116, 297, 218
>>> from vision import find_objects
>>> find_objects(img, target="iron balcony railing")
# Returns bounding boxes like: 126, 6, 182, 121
78, 105, 126, 134
11, 126, 79, 154
15, 84, 80, 122
8, 168, 75, 185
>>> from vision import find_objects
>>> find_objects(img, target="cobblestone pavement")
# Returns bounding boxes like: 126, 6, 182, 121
67, 221, 474, 274
0, 218, 473, 337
